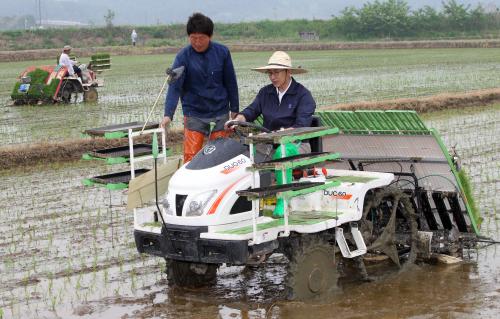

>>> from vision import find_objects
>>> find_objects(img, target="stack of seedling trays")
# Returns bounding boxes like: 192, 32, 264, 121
82, 143, 155, 164
82, 121, 165, 190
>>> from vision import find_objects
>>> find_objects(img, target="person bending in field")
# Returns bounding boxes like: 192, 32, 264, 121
160, 12, 239, 163
59, 45, 81, 78
228, 51, 316, 153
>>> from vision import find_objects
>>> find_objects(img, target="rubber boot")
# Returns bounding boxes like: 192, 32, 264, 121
184, 128, 205, 163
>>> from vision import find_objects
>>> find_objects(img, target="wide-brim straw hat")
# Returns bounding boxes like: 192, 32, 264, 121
63, 45, 72, 51
252, 51, 308, 74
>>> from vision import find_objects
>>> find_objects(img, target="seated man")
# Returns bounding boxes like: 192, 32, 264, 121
228, 51, 316, 217
59, 45, 82, 78
229, 51, 316, 153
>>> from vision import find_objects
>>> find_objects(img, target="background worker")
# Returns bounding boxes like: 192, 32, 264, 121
59, 45, 81, 78
161, 12, 239, 163
131, 29, 138, 46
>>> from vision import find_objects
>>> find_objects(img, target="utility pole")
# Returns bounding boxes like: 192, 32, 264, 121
38, 0, 42, 27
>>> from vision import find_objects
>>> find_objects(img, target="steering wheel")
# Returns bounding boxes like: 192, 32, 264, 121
226, 120, 271, 144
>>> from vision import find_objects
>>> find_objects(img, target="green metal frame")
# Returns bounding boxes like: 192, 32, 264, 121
249, 152, 341, 171
431, 129, 481, 234
316, 110, 430, 135
316, 109, 481, 234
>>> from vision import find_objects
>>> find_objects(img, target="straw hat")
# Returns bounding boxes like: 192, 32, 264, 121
63, 45, 72, 51
252, 51, 307, 74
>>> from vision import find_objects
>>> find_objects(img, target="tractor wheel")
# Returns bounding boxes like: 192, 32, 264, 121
165, 259, 218, 288
59, 81, 74, 103
286, 235, 339, 300
83, 87, 98, 103
361, 187, 419, 268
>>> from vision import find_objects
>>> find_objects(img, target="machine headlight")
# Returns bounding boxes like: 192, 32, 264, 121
161, 193, 174, 216
185, 190, 217, 217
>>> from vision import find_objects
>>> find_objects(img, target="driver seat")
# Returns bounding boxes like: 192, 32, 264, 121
307, 115, 323, 153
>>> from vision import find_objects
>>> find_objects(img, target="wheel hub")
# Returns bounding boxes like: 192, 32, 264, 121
308, 266, 325, 293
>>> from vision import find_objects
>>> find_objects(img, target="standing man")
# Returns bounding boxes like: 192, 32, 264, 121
59, 45, 81, 78
161, 12, 239, 163
131, 29, 138, 46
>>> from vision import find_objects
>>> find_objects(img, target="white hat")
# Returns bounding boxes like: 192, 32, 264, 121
63, 45, 72, 51
252, 51, 307, 74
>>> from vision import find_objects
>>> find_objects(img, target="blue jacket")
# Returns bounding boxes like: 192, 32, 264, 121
240, 78, 316, 131
164, 42, 239, 119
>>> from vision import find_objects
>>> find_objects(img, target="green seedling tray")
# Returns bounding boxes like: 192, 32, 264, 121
83, 122, 159, 138
82, 168, 150, 190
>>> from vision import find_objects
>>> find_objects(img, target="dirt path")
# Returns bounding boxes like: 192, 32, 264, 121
1, 88, 499, 170
2, 39, 500, 62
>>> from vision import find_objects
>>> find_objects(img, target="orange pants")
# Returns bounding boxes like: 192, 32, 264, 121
183, 127, 229, 163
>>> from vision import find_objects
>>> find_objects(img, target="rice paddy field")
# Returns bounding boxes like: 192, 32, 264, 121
1, 48, 500, 145
0, 48, 499, 318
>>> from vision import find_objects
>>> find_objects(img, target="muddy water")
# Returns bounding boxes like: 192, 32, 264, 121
0, 105, 499, 319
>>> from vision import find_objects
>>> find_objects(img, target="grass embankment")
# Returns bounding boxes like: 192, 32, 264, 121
0, 130, 183, 170
1, 89, 498, 170
2, 39, 500, 62
325, 88, 500, 112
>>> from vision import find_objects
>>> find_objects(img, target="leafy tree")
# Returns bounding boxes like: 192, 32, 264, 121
335, 7, 361, 39
411, 6, 443, 34
468, 4, 487, 31
104, 9, 115, 28
442, 0, 470, 31
358, 0, 410, 38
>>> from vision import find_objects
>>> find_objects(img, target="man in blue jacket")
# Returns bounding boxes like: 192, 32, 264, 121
230, 51, 316, 217
230, 51, 316, 137
161, 12, 239, 163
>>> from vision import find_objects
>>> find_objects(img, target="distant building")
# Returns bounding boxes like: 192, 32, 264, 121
40, 20, 89, 28
299, 31, 319, 41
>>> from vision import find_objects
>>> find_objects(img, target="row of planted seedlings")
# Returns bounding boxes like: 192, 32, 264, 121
3, 50, 500, 145
423, 105, 500, 237
0, 160, 167, 318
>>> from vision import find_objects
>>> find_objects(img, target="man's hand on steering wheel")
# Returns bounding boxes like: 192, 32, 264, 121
225, 114, 246, 130
225, 120, 271, 134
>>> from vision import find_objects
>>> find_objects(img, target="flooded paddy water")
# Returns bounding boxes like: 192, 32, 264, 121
0, 104, 498, 319
0, 48, 499, 318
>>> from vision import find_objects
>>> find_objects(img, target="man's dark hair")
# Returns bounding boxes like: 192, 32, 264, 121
186, 13, 214, 37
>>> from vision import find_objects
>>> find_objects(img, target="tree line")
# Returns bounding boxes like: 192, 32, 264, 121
1, 0, 499, 50
334, 0, 500, 39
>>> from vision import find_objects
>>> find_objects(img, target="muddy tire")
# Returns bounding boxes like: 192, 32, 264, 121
165, 259, 218, 288
361, 187, 418, 267
59, 81, 74, 103
286, 235, 339, 300
83, 87, 98, 103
